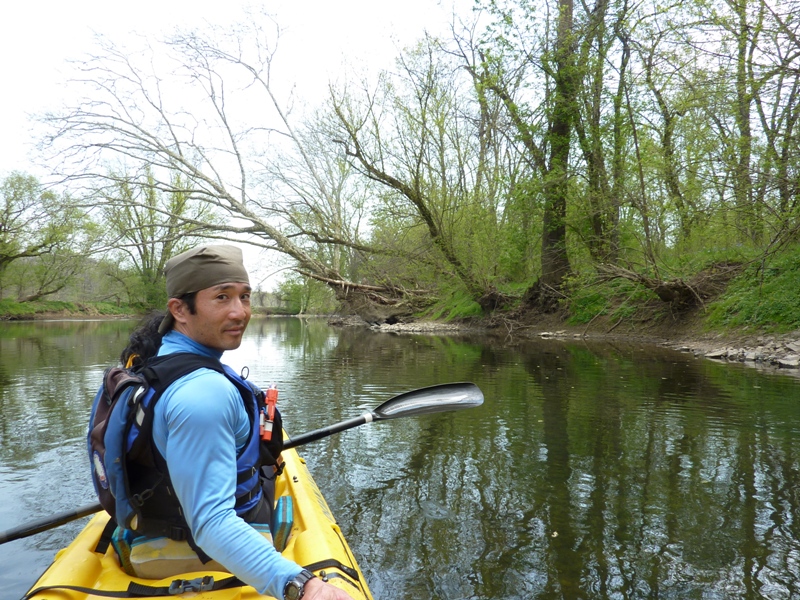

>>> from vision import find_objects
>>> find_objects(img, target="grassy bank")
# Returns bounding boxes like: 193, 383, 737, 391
0, 299, 135, 320
424, 246, 800, 342
565, 248, 800, 339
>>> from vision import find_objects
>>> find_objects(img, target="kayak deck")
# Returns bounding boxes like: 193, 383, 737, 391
25, 446, 373, 600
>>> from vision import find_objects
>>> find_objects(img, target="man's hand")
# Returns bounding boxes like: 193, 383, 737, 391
302, 576, 356, 600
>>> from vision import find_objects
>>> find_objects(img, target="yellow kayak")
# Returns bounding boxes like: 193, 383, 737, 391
24, 445, 373, 600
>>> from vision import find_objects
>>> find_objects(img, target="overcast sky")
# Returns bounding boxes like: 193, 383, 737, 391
0, 0, 467, 177
0, 1, 475, 289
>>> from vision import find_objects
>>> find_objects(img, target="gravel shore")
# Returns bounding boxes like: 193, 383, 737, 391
663, 336, 800, 369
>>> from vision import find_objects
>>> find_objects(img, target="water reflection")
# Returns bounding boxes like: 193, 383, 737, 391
1, 318, 799, 599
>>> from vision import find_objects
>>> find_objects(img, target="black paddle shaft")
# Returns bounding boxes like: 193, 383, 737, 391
0, 502, 101, 544
284, 414, 371, 450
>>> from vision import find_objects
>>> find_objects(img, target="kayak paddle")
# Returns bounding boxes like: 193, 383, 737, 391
0, 381, 483, 544
284, 381, 483, 449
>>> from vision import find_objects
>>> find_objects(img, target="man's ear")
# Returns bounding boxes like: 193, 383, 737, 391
167, 297, 189, 327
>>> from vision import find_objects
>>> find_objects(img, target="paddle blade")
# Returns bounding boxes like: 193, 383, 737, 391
373, 382, 483, 420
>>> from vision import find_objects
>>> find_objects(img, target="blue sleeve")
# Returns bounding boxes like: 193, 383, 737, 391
153, 369, 302, 597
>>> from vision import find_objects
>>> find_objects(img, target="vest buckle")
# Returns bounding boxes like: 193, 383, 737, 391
168, 576, 214, 594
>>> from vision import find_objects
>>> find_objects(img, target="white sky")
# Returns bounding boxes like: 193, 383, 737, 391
0, 1, 471, 288
0, 0, 467, 176
0, 1, 473, 290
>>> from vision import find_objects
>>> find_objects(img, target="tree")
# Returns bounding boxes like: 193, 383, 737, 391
468, 0, 581, 308
329, 36, 515, 311
41, 2, 800, 319
276, 272, 336, 315
100, 169, 218, 307
540, 0, 578, 292
43, 22, 417, 313
573, 0, 629, 263
0, 173, 95, 301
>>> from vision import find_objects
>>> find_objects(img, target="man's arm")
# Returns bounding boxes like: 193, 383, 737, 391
156, 370, 303, 597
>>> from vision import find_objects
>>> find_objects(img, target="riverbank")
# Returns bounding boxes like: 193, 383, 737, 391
331, 312, 800, 372
9, 302, 800, 372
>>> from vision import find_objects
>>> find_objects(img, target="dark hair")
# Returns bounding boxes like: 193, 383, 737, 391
178, 291, 198, 315
120, 311, 166, 369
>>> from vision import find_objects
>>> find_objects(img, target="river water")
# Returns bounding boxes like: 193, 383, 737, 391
1, 318, 799, 599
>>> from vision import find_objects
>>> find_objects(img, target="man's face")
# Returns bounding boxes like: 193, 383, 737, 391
171, 282, 252, 351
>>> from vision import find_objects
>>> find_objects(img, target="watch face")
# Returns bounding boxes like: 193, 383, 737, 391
284, 582, 302, 600
284, 569, 314, 600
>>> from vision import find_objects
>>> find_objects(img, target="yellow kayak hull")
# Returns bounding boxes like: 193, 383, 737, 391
26, 446, 373, 600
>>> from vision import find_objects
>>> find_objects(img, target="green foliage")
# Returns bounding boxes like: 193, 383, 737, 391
276, 274, 337, 315
91, 302, 133, 315
101, 169, 216, 309
0, 173, 95, 301
0, 176, 98, 302
362, 215, 443, 291
496, 179, 541, 282
565, 273, 659, 325
567, 289, 608, 324
706, 246, 800, 332
425, 288, 484, 321
665, 247, 740, 273
609, 301, 642, 323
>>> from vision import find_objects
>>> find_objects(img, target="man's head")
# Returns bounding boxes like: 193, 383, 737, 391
159, 245, 252, 351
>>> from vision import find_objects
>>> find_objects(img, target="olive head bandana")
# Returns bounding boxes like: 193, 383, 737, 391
158, 245, 250, 334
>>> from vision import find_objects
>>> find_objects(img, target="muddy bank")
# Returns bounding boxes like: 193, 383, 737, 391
329, 314, 800, 372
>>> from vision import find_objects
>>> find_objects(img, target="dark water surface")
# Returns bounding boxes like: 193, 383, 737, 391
1, 318, 799, 599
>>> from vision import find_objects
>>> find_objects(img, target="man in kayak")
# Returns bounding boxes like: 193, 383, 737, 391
121, 245, 353, 600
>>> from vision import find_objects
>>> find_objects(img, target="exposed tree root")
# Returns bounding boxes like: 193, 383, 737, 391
477, 286, 516, 312
521, 280, 566, 313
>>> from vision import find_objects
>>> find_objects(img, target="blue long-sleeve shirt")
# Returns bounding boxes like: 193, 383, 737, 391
153, 331, 302, 597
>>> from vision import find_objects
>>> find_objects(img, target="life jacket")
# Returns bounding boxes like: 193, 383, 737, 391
88, 352, 283, 548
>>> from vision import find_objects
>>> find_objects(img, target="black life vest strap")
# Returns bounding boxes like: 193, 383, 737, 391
186, 533, 214, 564
94, 517, 119, 555
234, 483, 260, 508
237, 465, 257, 485
21, 575, 245, 599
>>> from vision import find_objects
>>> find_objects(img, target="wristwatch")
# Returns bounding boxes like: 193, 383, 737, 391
283, 569, 315, 600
